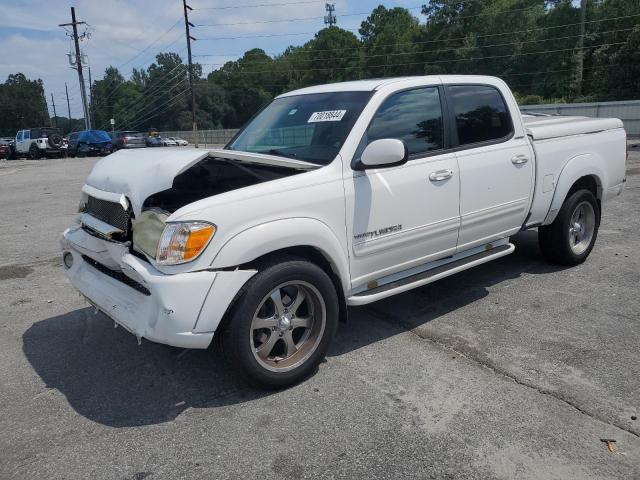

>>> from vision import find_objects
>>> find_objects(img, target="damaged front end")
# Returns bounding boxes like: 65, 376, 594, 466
61, 148, 314, 348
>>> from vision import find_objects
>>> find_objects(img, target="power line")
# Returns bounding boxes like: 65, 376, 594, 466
197, 3, 550, 37
124, 89, 190, 130
194, 63, 628, 90
102, 69, 190, 129
192, 0, 324, 11
195, 13, 640, 56
101, 74, 190, 130
96, 67, 188, 128
91, 41, 186, 112
200, 27, 634, 68
193, 2, 546, 27
201, 42, 628, 74
88, 20, 183, 110
194, 8, 392, 27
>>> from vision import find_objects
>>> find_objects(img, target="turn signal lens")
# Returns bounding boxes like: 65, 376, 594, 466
156, 222, 216, 265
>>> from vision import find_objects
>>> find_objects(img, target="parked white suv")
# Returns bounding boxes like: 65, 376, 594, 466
13, 127, 65, 159
61, 76, 627, 387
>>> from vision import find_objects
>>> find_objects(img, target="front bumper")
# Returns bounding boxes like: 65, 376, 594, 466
61, 225, 256, 349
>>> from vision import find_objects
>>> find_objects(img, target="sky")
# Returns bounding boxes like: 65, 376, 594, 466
0, 0, 424, 119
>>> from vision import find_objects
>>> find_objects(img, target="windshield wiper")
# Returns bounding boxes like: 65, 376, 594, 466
266, 148, 298, 159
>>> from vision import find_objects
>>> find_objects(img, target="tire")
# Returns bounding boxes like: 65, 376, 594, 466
28, 144, 40, 160
538, 189, 600, 265
219, 257, 339, 388
47, 134, 63, 149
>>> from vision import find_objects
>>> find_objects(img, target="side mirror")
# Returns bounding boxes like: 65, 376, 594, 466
355, 138, 408, 171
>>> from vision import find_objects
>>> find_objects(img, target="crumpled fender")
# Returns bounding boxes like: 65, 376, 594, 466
543, 153, 606, 225
210, 217, 351, 293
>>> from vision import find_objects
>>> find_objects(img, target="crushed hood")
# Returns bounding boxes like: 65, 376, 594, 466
85, 147, 317, 214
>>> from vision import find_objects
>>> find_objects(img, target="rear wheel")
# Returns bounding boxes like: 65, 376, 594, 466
219, 257, 338, 388
28, 144, 40, 160
538, 189, 600, 265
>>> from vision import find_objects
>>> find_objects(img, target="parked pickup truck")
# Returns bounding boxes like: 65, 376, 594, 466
60, 76, 627, 387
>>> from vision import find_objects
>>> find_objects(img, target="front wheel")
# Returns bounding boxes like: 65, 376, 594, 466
219, 257, 339, 388
538, 189, 600, 265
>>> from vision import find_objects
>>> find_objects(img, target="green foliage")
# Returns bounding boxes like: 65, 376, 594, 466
6, 0, 635, 135
0, 74, 50, 136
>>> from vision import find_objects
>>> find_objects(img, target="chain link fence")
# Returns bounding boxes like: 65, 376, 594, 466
159, 129, 239, 146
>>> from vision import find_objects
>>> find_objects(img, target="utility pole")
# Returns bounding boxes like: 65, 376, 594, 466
183, 0, 198, 147
65, 83, 72, 133
51, 93, 58, 127
575, 0, 587, 98
88, 65, 95, 128
59, 7, 91, 130
324, 3, 337, 26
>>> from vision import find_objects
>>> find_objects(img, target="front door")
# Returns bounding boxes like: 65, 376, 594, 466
343, 86, 460, 289
16, 130, 27, 153
446, 84, 534, 251
21, 129, 31, 153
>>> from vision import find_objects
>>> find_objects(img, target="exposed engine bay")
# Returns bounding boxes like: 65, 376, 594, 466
142, 156, 304, 213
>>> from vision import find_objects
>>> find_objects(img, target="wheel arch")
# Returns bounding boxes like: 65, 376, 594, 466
543, 153, 606, 225
210, 218, 350, 321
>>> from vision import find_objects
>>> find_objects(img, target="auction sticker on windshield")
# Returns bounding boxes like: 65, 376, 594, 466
308, 110, 347, 123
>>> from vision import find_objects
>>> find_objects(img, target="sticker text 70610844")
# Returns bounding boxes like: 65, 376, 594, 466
307, 110, 347, 123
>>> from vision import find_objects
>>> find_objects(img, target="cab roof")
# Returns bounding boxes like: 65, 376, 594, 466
277, 75, 504, 97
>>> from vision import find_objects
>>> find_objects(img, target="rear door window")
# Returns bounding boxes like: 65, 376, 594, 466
366, 87, 444, 156
447, 85, 513, 146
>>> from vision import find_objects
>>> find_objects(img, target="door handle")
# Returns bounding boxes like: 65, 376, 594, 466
429, 169, 454, 182
511, 154, 529, 165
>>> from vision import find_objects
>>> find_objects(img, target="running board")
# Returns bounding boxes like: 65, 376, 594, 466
347, 243, 515, 306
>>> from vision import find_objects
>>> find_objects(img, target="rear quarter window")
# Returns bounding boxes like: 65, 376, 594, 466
448, 85, 513, 146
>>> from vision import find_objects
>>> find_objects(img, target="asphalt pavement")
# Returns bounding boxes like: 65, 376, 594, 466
1, 144, 639, 479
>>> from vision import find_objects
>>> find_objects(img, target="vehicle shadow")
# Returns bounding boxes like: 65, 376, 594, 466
330, 229, 569, 355
22, 230, 565, 428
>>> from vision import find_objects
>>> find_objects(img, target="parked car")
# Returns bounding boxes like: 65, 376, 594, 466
61, 75, 627, 388
11, 127, 65, 159
0, 138, 12, 159
146, 135, 163, 147
67, 130, 114, 157
110, 130, 146, 150
168, 136, 188, 146
161, 137, 177, 146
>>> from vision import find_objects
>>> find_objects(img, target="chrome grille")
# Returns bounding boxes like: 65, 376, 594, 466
86, 196, 130, 233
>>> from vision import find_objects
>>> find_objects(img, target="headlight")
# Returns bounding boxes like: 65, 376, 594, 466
156, 222, 216, 265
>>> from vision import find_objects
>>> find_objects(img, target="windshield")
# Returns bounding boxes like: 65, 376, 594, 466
227, 91, 371, 165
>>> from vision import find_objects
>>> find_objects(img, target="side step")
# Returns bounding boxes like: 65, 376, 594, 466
347, 243, 514, 306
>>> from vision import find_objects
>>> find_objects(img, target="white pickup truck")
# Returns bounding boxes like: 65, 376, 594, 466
60, 75, 627, 387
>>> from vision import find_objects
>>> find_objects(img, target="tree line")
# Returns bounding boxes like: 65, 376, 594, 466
2, 0, 638, 136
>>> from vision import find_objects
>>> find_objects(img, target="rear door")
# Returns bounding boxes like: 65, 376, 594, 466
446, 83, 534, 251
343, 85, 461, 288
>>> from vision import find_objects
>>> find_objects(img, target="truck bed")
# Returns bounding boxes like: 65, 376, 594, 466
522, 114, 623, 140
